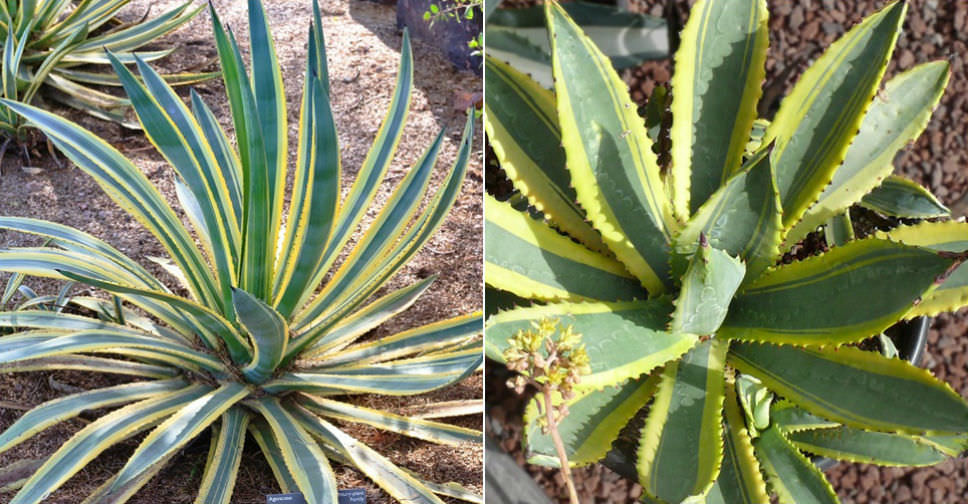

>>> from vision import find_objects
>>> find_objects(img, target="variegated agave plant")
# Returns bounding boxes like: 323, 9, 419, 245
0, 0, 213, 136
0, 0, 482, 502
485, 1, 968, 503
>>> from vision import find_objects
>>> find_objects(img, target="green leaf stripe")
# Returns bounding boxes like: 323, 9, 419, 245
9, 385, 209, 504
546, 1, 674, 293
483, 56, 604, 252
730, 343, 968, 434
719, 239, 954, 344
789, 425, 947, 467
754, 425, 837, 504
249, 398, 338, 504
298, 394, 480, 446
637, 339, 727, 503
669, 0, 768, 216
860, 174, 950, 219
766, 1, 905, 228
484, 195, 643, 302
787, 60, 950, 245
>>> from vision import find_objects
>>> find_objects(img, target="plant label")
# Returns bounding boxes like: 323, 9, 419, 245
266, 493, 306, 504
338, 488, 367, 504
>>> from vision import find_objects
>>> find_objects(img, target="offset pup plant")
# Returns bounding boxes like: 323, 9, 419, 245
0, 0, 213, 139
485, 0, 968, 502
0, 0, 482, 502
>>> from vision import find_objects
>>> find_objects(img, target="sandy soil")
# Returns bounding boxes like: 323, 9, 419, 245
0, 0, 483, 502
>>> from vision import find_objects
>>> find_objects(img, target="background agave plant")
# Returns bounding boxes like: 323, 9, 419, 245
0, 0, 212, 139
485, 1, 968, 502
0, 0, 482, 502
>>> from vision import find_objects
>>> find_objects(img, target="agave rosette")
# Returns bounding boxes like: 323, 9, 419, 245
485, 1, 968, 502
0, 0, 482, 502
0, 0, 215, 134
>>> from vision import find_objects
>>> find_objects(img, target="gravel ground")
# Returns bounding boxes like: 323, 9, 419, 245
486, 0, 968, 502
0, 0, 483, 502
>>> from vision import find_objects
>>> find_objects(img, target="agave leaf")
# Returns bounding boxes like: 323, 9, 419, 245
486, 299, 696, 389
786, 61, 950, 245
0, 457, 45, 494
248, 0, 287, 265
754, 425, 837, 504
56, 48, 176, 65
718, 239, 955, 345
81, 452, 176, 504
484, 195, 642, 302
303, 276, 435, 358
317, 311, 482, 368
637, 339, 727, 503
248, 419, 299, 493
729, 343, 968, 434
918, 433, 968, 458
789, 425, 947, 467
861, 174, 950, 219
265, 361, 479, 396
483, 55, 604, 252
0, 379, 185, 454
770, 401, 838, 433
673, 148, 782, 282
487, 2, 668, 89
301, 128, 445, 320
233, 288, 287, 384
670, 241, 745, 336
765, 1, 905, 229
110, 383, 250, 492
306, 31, 414, 300
524, 373, 658, 467
0, 355, 177, 378
250, 398, 338, 504
707, 373, 770, 504
668, 0, 768, 217
292, 406, 447, 504
110, 54, 241, 318
291, 112, 474, 344
823, 212, 854, 248
307, 0, 330, 92
0, 248, 200, 339
9, 385, 209, 504
190, 89, 244, 224
398, 399, 483, 419
0, 216, 162, 289
57, 270, 249, 360
80, 70, 219, 92
547, 1, 674, 293
299, 394, 480, 446
0, 309, 136, 333
76, 2, 199, 52
195, 407, 249, 504
877, 221, 968, 317
0, 100, 221, 310
207, 3, 271, 299
0, 326, 223, 370
273, 75, 339, 317
20, 22, 87, 104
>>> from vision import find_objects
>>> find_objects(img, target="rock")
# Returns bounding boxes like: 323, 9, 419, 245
396, 0, 481, 72
790, 5, 805, 30
899, 49, 916, 69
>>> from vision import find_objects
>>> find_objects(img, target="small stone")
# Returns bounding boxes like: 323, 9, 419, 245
790, 6, 805, 30
899, 49, 915, 69
822, 22, 842, 36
